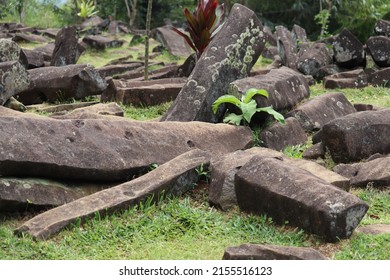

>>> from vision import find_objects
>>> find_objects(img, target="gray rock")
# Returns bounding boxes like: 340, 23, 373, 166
51, 26, 83, 66
12, 32, 48, 44
16, 64, 107, 105
333, 29, 366, 69
0, 38, 20, 62
0, 116, 252, 181
161, 4, 265, 122
228, 67, 310, 114
316, 64, 342, 81
313, 110, 390, 163
153, 25, 193, 57
276, 25, 298, 69
366, 36, 390, 67
292, 24, 308, 46
302, 142, 325, 159
223, 244, 327, 260
368, 68, 390, 87
15, 149, 211, 240
50, 102, 124, 119
235, 156, 368, 241
97, 62, 143, 78
32, 43, 55, 62
297, 43, 333, 78
0, 61, 30, 105
324, 69, 368, 89
82, 35, 124, 50
375, 19, 390, 37
0, 177, 112, 211
260, 117, 307, 151
333, 156, 390, 188
286, 92, 356, 131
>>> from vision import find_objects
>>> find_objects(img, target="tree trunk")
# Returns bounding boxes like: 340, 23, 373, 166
144, 0, 153, 80
124, 0, 138, 28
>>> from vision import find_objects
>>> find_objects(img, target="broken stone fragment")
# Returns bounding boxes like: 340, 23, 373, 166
15, 149, 211, 240
235, 156, 368, 241
223, 244, 327, 260
0, 60, 30, 105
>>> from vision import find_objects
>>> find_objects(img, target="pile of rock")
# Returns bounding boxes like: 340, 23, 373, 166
1, 5, 388, 260
262, 19, 390, 89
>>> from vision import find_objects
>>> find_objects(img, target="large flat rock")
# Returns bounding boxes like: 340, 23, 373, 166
313, 109, 390, 163
235, 156, 368, 241
0, 116, 252, 181
15, 149, 211, 240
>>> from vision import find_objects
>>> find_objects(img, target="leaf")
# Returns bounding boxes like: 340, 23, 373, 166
243, 88, 269, 103
212, 95, 241, 114
170, 26, 197, 52
223, 113, 243, 125
256, 106, 285, 124
240, 99, 258, 123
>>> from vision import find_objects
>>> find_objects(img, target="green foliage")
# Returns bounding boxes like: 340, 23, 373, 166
314, 9, 331, 39
212, 88, 285, 126
195, 163, 210, 183
171, 0, 225, 58
76, 0, 99, 20
283, 143, 311, 159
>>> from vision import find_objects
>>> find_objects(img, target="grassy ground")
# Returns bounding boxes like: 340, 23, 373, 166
1, 34, 389, 259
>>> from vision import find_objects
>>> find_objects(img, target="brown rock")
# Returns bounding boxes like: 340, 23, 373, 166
153, 25, 193, 57
235, 156, 368, 241
50, 102, 124, 119
324, 69, 368, 89
333, 29, 366, 69
0, 116, 252, 181
15, 149, 211, 240
223, 244, 327, 260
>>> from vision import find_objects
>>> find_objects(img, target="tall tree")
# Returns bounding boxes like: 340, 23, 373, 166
144, 0, 152, 80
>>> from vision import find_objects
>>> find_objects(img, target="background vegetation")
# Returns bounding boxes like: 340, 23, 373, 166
1, 0, 390, 41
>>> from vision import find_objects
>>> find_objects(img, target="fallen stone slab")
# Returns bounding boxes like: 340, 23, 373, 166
16, 64, 107, 105
101, 77, 186, 106
0, 103, 42, 117
0, 177, 113, 212
366, 36, 390, 67
12, 32, 48, 44
297, 42, 333, 78
285, 92, 356, 131
20, 48, 45, 69
292, 24, 308, 45
97, 62, 144, 78
0, 117, 252, 181
0, 38, 20, 62
235, 156, 368, 241
355, 224, 390, 235
333, 156, 390, 188
15, 149, 211, 240
302, 142, 325, 160
33, 43, 55, 62
50, 102, 124, 119
368, 68, 390, 88
313, 109, 390, 163
260, 117, 307, 151
228, 66, 310, 114
82, 35, 124, 50
324, 68, 368, 89
153, 25, 193, 57
333, 29, 366, 69
209, 147, 350, 211
161, 4, 265, 122
222, 244, 327, 260
0, 61, 31, 105
26, 101, 99, 114
40, 28, 60, 39
78, 16, 108, 31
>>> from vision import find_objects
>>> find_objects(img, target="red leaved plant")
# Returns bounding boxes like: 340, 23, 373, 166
171, 0, 225, 58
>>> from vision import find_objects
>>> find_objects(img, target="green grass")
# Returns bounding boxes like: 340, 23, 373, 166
310, 83, 390, 108
120, 102, 172, 120
0, 191, 310, 260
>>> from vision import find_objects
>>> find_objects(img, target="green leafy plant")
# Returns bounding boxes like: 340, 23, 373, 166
195, 163, 210, 183
76, 0, 98, 20
212, 88, 285, 126
171, 0, 224, 58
